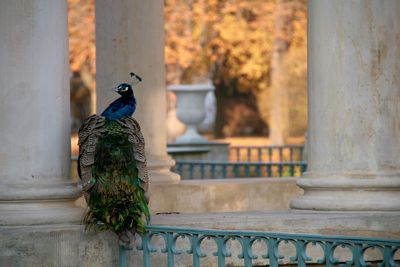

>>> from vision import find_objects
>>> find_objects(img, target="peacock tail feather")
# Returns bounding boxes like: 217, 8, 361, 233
78, 116, 150, 237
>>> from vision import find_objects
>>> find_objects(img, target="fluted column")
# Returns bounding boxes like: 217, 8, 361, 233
96, 0, 180, 184
291, 0, 400, 210
0, 0, 82, 225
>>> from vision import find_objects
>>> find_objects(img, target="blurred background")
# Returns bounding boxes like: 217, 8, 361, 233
68, 0, 307, 155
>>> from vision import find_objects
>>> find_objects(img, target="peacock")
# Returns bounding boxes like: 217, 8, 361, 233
77, 72, 150, 244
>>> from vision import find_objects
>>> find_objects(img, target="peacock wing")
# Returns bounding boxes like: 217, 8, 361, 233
117, 117, 149, 193
77, 115, 107, 199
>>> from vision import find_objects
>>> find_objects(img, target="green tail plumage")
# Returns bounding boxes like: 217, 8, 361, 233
83, 120, 150, 235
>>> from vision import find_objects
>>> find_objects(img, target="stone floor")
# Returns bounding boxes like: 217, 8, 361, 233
152, 210, 400, 238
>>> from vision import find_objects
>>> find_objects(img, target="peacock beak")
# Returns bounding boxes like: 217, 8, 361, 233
113, 87, 120, 92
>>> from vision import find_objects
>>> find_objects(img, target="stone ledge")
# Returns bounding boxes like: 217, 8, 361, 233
0, 203, 84, 226
149, 177, 303, 214
0, 224, 118, 267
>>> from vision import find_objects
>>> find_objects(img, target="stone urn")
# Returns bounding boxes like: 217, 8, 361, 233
168, 83, 215, 143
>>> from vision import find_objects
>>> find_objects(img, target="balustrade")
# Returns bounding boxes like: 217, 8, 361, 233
173, 161, 307, 179
120, 226, 400, 267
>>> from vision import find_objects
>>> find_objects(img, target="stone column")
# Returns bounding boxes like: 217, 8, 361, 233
291, 0, 400, 211
0, 0, 82, 225
96, 0, 180, 184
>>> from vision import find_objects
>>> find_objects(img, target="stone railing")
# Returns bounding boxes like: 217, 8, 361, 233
229, 145, 305, 163
172, 161, 307, 179
168, 144, 306, 179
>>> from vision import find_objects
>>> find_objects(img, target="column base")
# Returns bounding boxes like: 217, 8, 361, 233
0, 182, 83, 225
148, 155, 180, 184
290, 173, 400, 211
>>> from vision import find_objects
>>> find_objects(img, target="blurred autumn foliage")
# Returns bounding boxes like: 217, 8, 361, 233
165, 0, 307, 142
68, 0, 307, 142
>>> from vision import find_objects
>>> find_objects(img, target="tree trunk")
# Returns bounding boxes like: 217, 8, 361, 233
214, 75, 226, 138
269, 0, 294, 145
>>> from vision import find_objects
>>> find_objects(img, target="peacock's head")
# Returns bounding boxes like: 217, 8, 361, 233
113, 83, 133, 97
112, 73, 142, 98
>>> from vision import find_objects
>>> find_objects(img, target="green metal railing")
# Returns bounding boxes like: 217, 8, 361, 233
173, 161, 307, 179
120, 225, 400, 267
230, 145, 305, 163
